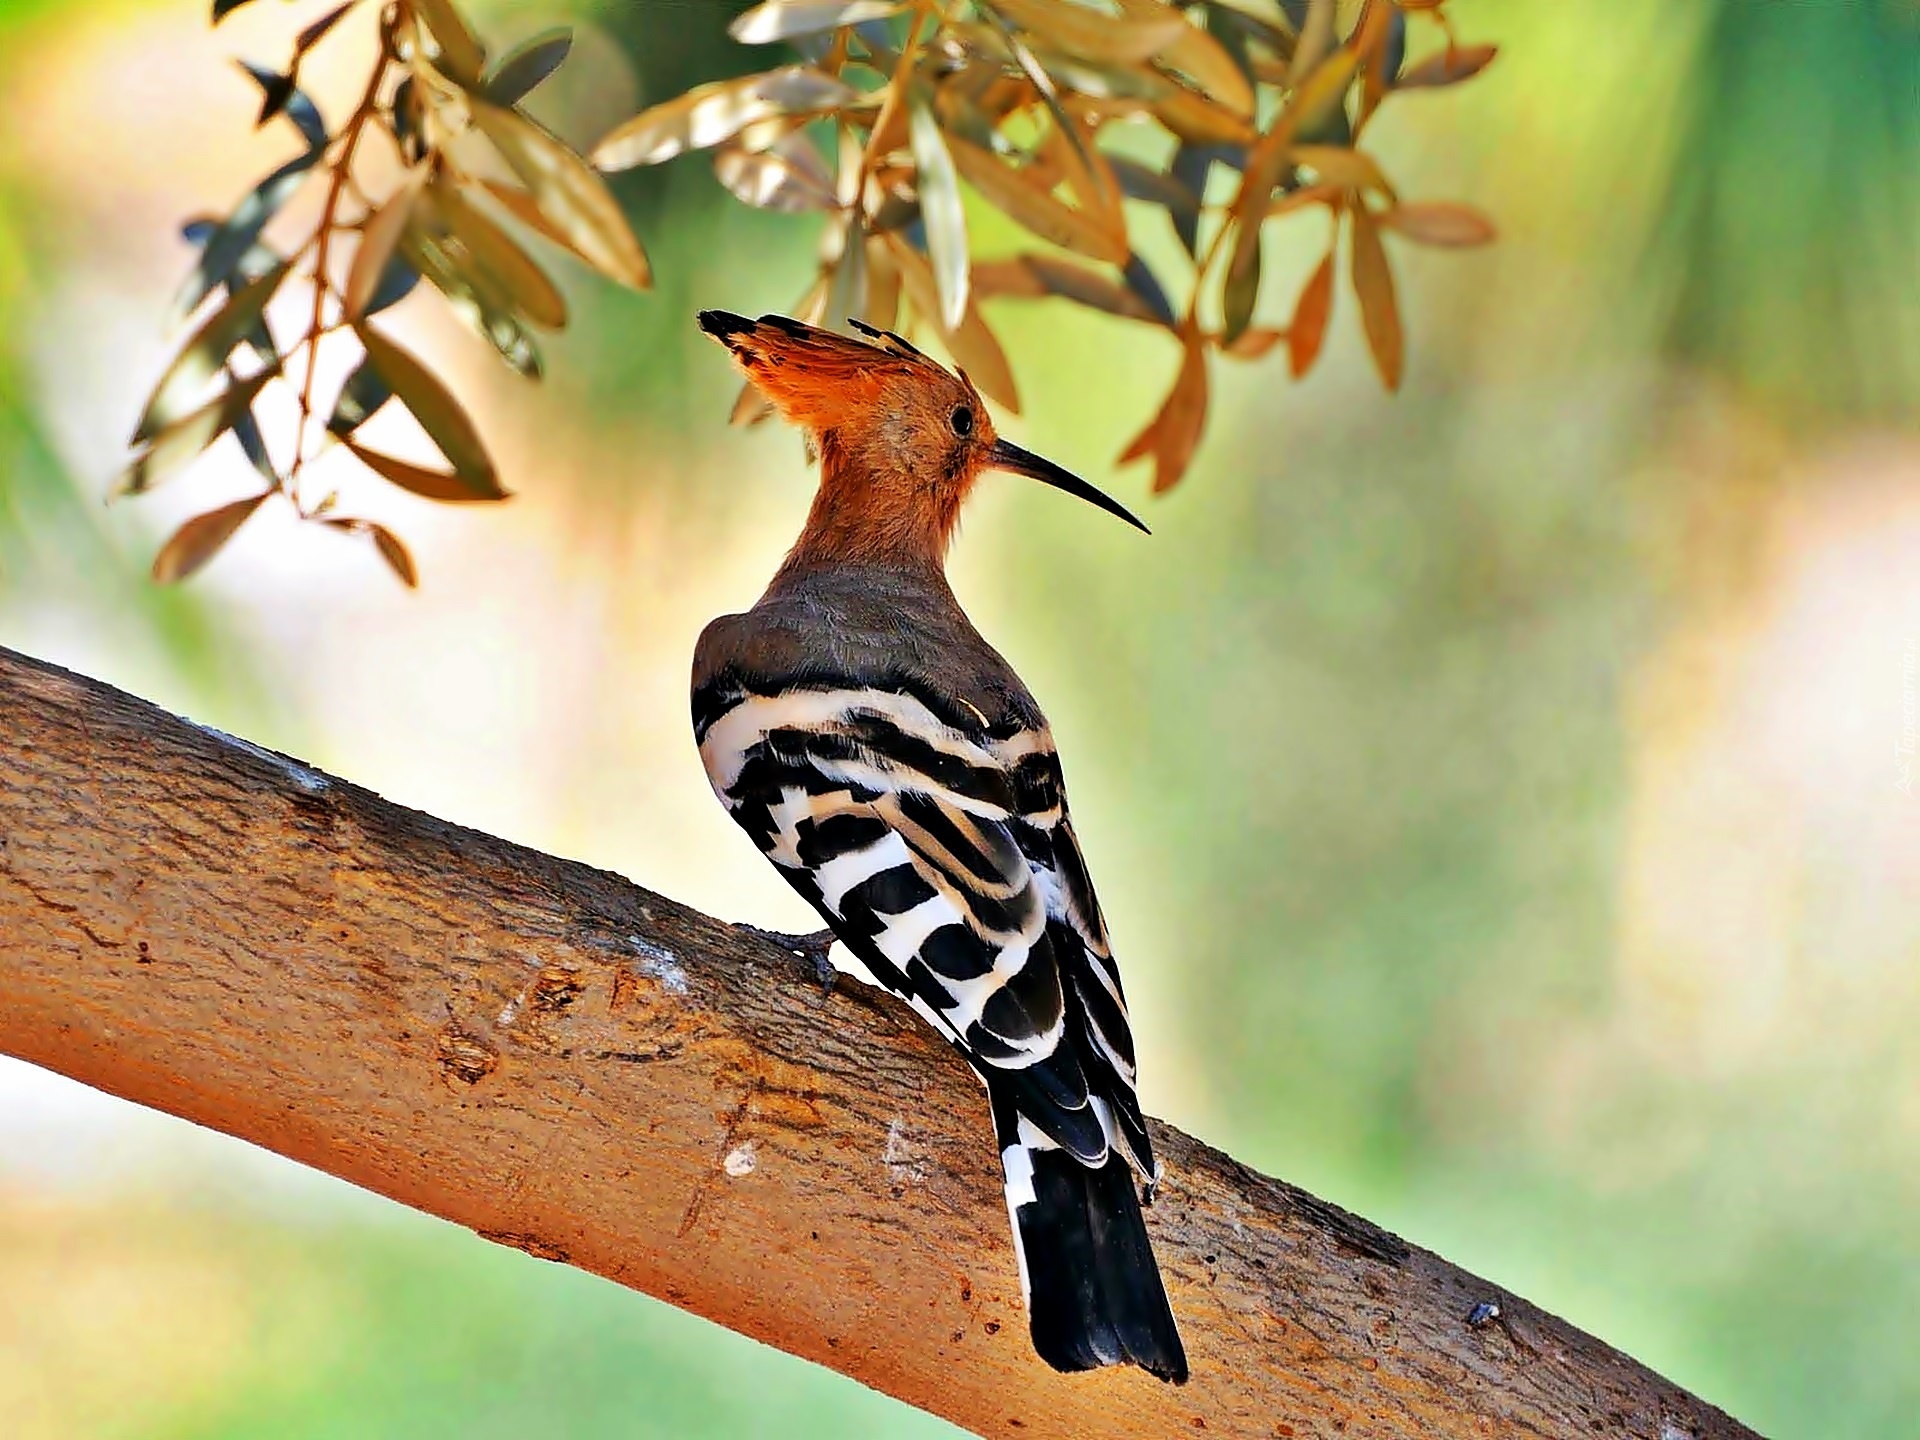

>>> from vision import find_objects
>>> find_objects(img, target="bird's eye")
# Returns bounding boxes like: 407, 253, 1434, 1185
950, 405, 975, 437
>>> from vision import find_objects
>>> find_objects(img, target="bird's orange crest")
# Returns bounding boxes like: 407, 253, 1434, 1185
697, 310, 970, 435
697, 309, 1148, 569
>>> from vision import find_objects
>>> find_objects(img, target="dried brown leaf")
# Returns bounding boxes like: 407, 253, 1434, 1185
1378, 200, 1497, 247
979, 253, 1160, 322
345, 441, 510, 503
151, 492, 269, 582
990, 0, 1188, 66
1349, 205, 1401, 389
887, 233, 1019, 412
946, 132, 1128, 266
370, 522, 419, 587
1222, 325, 1284, 359
1398, 43, 1498, 90
1114, 0, 1252, 116
1119, 325, 1208, 493
1291, 144, 1394, 199
1150, 83, 1256, 146
1288, 247, 1334, 378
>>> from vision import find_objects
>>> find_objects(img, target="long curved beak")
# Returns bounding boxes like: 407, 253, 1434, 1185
986, 438, 1150, 534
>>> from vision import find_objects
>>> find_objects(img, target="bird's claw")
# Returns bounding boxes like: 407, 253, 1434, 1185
738, 924, 840, 996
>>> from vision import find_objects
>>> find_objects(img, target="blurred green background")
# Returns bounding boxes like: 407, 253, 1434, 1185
2, 1, 1917, 1436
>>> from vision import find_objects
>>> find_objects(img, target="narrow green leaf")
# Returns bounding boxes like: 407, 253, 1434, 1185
151, 493, 270, 583
138, 260, 292, 442
345, 441, 510, 503
908, 94, 968, 332
353, 324, 503, 496
470, 99, 651, 289
485, 28, 572, 105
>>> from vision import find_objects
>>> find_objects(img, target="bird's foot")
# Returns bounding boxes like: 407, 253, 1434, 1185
738, 924, 840, 996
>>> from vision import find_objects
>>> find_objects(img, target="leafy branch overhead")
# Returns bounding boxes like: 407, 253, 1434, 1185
128, 0, 1494, 584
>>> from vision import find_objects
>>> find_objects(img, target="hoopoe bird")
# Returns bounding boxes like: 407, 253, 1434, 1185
692, 310, 1188, 1383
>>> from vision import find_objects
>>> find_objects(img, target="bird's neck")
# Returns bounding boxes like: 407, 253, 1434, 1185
775, 431, 962, 579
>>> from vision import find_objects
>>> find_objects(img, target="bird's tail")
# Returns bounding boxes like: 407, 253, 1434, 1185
992, 1092, 1189, 1384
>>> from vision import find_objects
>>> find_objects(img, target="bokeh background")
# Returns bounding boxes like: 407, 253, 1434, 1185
3, 0, 1917, 1435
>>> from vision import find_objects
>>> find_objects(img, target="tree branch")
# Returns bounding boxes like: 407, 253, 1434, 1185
0, 645, 1759, 1440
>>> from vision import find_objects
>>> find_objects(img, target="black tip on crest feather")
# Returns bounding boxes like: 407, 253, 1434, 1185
696, 309, 755, 344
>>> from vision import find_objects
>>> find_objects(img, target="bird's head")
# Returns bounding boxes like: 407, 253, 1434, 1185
698, 309, 1145, 568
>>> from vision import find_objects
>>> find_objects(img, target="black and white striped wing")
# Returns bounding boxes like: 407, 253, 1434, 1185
694, 679, 1154, 1176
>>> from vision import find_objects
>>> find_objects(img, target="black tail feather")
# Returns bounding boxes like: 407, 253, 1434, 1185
995, 1100, 1188, 1383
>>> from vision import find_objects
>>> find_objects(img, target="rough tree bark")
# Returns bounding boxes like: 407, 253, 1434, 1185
0, 645, 1759, 1440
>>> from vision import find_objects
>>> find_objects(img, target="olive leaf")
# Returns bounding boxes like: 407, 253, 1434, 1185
886, 232, 1018, 412
434, 179, 568, 329
714, 133, 839, 212
1379, 200, 1496, 246
294, 1, 355, 55
1118, 324, 1208, 493
908, 93, 969, 331
988, 0, 1188, 67
345, 440, 509, 503
731, 1, 904, 45
946, 131, 1129, 266
409, 0, 485, 82
326, 357, 394, 438
177, 154, 315, 313
471, 100, 652, 289
354, 323, 504, 497
1348, 203, 1402, 389
485, 28, 572, 106
344, 173, 423, 320
236, 60, 326, 151
152, 492, 270, 583
976, 253, 1162, 324
1398, 42, 1497, 90
592, 67, 854, 170
120, 366, 278, 497
1288, 247, 1334, 378
137, 259, 292, 442
369, 523, 418, 587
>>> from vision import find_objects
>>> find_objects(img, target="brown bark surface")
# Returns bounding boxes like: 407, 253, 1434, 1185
0, 645, 1760, 1440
